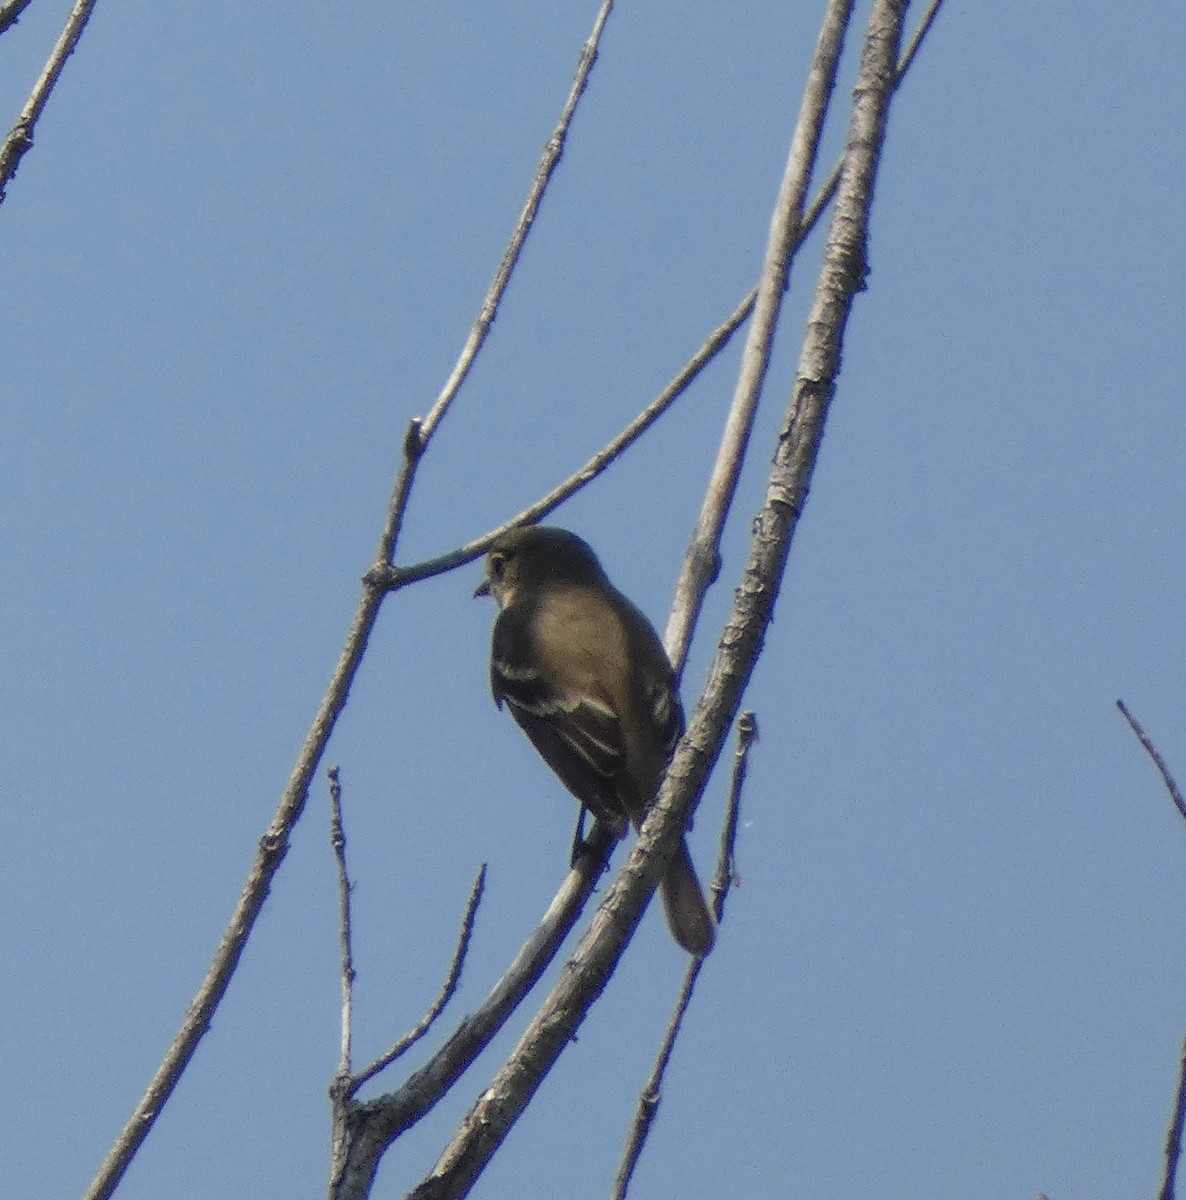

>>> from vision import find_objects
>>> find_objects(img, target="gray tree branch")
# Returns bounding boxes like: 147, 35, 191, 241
400, 4, 911, 1197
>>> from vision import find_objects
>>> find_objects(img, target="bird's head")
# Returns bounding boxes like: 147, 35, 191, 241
473, 526, 605, 608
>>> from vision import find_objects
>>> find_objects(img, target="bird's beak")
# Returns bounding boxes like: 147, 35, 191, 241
473, 577, 490, 599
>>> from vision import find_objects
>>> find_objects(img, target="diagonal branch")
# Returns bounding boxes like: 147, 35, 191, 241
418, 0, 615, 444
665, 0, 856, 672
664, 0, 947, 675
402, 4, 911, 1197
610, 711, 757, 1200
0, 0, 37, 37
1161, 1033, 1186, 1200
1116, 700, 1186, 1200
350, 864, 486, 1094
0, 0, 101, 204
1117, 699, 1186, 825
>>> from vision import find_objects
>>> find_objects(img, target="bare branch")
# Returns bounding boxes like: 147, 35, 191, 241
896, 0, 946, 80
329, 767, 357, 1081
330, 861, 486, 1196
0, 0, 101, 204
328, 766, 358, 1185
86, 570, 390, 1200
1161, 1032, 1186, 1200
403, 5, 912, 1196
351, 864, 487, 1093
328, 824, 617, 1200
1115, 700, 1186, 1200
711, 710, 756, 924
419, 0, 616, 444
665, 0, 856, 671
1117, 700, 1186, 825
665, 0, 948, 673
0, 0, 37, 37
611, 712, 756, 1200
372, 291, 758, 593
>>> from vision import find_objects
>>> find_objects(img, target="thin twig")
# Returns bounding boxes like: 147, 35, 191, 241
328, 766, 358, 1188
711, 711, 756, 923
418, 0, 615, 445
1161, 1033, 1186, 1200
611, 712, 756, 1200
1117, 700, 1186, 825
351, 863, 487, 1094
329, 767, 356, 1081
329, 826, 617, 1200
1115, 700, 1186, 1200
404, 5, 912, 1195
329, 863, 487, 1197
896, 0, 946, 80
0, 0, 100, 203
373, 290, 758, 593
0, 0, 37, 36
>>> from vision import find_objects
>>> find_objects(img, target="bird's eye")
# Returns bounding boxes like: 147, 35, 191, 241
489, 552, 508, 581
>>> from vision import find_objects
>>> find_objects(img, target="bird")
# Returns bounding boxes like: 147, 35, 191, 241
474, 525, 715, 956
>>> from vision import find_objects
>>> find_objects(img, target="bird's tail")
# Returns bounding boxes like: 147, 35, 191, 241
660, 837, 716, 957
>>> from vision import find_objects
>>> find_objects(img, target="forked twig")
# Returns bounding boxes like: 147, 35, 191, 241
329, 825, 617, 1200
611, 712, 757, 1200
327, 766, 485, 1189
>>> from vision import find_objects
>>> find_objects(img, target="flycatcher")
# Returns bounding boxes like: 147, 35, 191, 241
475, 525, 715, 957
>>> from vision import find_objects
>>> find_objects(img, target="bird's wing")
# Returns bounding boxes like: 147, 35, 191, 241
490, 605, 629, 827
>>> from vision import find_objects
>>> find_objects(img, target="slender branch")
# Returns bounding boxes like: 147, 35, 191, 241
0, 0, 100, 203
329, 767, 357, 1081
1117, 700, 1186, 825
896, 0, 946, 80
710, 711, 756, 924
611, 712, 756, 1200
327, 824, 617, 1200
350, 864, 487, 1094
1161, 1032, 1186, 1200
418, 0, 615, 445
1115, 700, 1186, 1200
0, 0, 36, 36
330, 864, 486, 1197
85, 573, 388, 1200
328, 766, 358, 1188
372, 290, 758, 593
404, 6, 910, 1196
665, 0, 856, 672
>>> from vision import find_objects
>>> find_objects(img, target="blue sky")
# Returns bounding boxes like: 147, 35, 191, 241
3, 2, 1185, 1197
